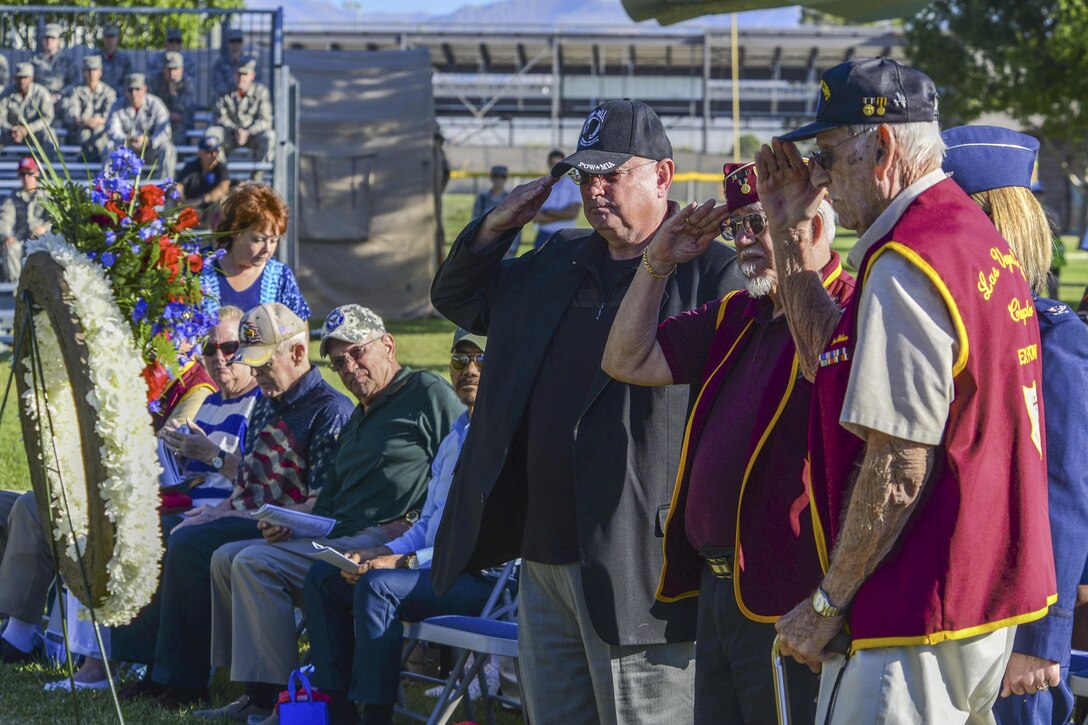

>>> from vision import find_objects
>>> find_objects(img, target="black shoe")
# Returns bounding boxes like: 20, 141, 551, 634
120, 677, 169, 702
0, 637, 40, 665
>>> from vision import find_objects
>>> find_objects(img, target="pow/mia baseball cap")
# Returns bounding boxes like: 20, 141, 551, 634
451, 327, 486, 353
319, 304, 385, 358
126, 72, 145, 89
942, 125, 1039, 195
14, 63, 33, 78
83, 55, 102, 71
780, 58, 940, 143
723, 162, 759, 213
551, 99, 672, 177
235, 303, 307, 367
164, 51, 184, 69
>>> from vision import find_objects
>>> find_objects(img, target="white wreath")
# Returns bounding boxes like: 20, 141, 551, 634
21, 235, 164, 626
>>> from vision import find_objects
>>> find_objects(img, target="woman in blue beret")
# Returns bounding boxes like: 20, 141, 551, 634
944, 124, 1088, 725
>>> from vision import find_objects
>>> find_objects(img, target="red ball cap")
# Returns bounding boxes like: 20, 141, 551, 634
17, 157, 38, 175
722, 161, 758, 213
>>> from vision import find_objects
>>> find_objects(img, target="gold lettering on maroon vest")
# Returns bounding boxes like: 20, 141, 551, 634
1017, 344, 1038, 366
991, 246, 1025, 279
977, 268, 1000, 301
1022, 381, 1042, 456
1008, 297, 1035, 325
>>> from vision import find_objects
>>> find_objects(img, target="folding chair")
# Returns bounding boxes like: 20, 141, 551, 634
1072, 649, 1088, 725
397, 560, 522, 725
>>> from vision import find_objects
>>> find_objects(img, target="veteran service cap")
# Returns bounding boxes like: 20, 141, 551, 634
550, 99, 672, 177
780, 58, 940, 143
234, 303, 307, 367
722, 162, 759, 213
941, 125, 1040, 195
319, 304, 386, 358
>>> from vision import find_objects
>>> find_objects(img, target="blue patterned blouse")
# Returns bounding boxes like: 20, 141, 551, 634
201, 258, 311, 320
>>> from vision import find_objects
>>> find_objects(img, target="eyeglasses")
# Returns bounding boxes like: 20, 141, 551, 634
568, 159, 657, 186
329, 338, 379, 373
720, 213, 768, 242
201, 340, 241, 357
450, 353, 484, 371
809, 127, 877, 172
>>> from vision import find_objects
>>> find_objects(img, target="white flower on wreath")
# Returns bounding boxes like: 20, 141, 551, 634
21, 234, 164, 627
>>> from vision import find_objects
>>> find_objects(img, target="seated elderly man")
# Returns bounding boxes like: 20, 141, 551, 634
195, 305, 465, 723
303, 328, 493, 725
117, 303, 356, 708
0, 306, 257, 667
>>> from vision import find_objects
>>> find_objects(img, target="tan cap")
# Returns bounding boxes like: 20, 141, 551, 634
14, 62, 33, 78
126, 72, 145, 89
235, 303, 308, 367
319, 304, 385, 358
164, 51, 183, 69
44, 23, 62, 38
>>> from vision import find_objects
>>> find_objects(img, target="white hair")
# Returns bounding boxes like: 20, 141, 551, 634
847, 121, 945, 179
814, 199, 837, 245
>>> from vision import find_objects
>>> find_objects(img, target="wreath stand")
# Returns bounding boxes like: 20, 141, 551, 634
4, 252, 128, 724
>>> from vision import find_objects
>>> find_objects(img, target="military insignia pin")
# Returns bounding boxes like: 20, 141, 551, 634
862, 97, 876, 117
875, 97, 887, 116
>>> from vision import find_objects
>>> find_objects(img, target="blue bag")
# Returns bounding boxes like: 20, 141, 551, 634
276, 665, 330, 725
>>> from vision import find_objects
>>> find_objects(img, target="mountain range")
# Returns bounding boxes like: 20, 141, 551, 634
251, 0, 801, 31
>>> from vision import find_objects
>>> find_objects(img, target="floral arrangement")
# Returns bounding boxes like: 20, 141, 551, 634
37, 147, 218, 411
22, 234, 166, 625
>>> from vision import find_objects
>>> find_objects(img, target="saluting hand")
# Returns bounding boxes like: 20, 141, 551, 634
755, 138, 826, 236
645, 200, 729, 275
473, 175, 559, 249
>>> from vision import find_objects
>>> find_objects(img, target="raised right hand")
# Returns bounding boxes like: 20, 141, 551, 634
645, 199, 730, 272
477, 175, 560, 240
755, 138, 825, 234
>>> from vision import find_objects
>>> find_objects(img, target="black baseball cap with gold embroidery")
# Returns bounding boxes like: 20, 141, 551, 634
780, 58, 939, 143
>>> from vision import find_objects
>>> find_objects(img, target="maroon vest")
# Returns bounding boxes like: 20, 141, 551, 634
658, 254, 855, 621
152, 360, 217, 431
809, 179, 1056, 650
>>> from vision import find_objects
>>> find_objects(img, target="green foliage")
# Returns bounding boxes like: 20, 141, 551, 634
905, 1, 1088, 179
0, 0, 245, 51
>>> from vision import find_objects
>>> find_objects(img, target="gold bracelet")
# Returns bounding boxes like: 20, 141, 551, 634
642, 251, 674, 280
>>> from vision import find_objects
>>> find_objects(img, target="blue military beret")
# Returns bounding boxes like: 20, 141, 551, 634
942, 125, 1039, 194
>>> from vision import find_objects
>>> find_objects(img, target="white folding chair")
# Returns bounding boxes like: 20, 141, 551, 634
398, 560, 521, 725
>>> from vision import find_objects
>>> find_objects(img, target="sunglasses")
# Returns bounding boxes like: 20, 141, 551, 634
568, 159, 657, 186
720, 212, 768, 241
450, 353, 484, 371
329, 338, 380, 373
809, 127, 877, 172
201, 340, 240, 357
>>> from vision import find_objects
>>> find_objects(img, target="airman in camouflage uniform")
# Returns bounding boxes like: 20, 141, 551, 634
147, 28, 195, 81
97, 25, 133, 93
0, 64, 55, 154
65, 55, 117, 161
106, 72, 175, 179
31, 23, 77, 101
0, 55, 9, 90
211, 28, 247, 99
209, 57, 274, 180
0, 157, 50, 282
149, 52, 196, 144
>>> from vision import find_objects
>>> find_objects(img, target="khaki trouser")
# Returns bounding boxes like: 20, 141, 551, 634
209, 526, 397, 685
817, 626, 1017, 724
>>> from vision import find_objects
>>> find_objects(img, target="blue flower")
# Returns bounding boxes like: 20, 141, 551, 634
148, 400, 163, 414
162, 301, 188, 320
108, 147, 143, 179
213, 248, 227, 260
91, 188, 108, 206
131, 243, 142, 255
105, 230, 116, 245
120, 217, 133, 228
138, 226, 155, 242
86, 251, 97, 261
131, 297, 149, 322
101, 252, 116, 268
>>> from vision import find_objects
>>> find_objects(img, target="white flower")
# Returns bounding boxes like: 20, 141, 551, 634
23, 236, 165, 626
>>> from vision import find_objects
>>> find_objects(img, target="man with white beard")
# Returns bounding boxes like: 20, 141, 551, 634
603, 161, 853, 724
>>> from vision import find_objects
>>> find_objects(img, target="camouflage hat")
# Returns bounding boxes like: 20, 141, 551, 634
103, 24, 120, 37
451, 328, 486, 353
83, 55, 103, 71
126, 72, 145, 89
234, 303, 308, 367
164, 51, 184, 69
319, 305, 385, 358
237, 56, 257, 75
14, 62, 33, 78
44, 23, 62, 38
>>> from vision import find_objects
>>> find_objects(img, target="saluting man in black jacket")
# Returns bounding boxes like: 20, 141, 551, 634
430, 99, 744, 725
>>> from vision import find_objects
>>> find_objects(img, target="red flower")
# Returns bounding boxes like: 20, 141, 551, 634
138, 184, 165, 208
187, 253, 203, 273
175, 207, 200, 231
141, 361, 169, 403
104, 199, 127, 220
158, 238, 184, 281
134, 205, 158, 224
